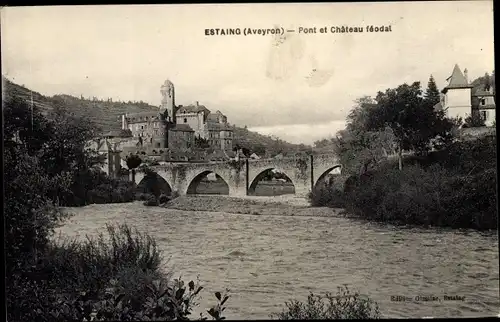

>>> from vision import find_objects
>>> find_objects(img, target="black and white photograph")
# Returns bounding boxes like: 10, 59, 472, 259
2, 2, 498, 320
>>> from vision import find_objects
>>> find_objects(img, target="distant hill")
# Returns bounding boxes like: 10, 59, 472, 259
2, 76, 309, 155
231, 126, 312, 157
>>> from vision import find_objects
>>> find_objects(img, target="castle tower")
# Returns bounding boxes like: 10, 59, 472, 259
442, 64, 473, 122
160, 79, 176, 122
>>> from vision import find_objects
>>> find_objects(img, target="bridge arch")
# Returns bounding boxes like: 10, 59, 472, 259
313, 165, 342, 189
248, 167, 296, 196
136, 169, 173, 197
185, 170, 230, 195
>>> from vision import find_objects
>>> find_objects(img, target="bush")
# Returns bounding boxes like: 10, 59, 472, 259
7, 223, 160, 321
341, 164, 496, 230
312, 137, 497, 230
308, 183, 345, 208
7, 223, 231, 321
271, 285, 380, 320
84, 176, 136, 205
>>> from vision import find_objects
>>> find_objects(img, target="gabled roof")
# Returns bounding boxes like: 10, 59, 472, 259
442, 64, 473, 93
176, 104, 211, 115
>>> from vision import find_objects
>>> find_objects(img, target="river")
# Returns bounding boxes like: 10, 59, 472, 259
56, 197, 499, 319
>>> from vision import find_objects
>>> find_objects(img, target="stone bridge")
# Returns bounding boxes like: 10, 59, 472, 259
132, 153, 341, 197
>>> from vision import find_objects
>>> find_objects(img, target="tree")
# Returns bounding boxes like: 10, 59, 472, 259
41, 102, 102, 177
367, 82, 455, 169
423, 75, 441, 108
464, 112, 486, 128
346, 96, 377, 133
253, 144, 266, 156
3, 97, 74, 272
241, 147, 251, 157
126, 154, 143, 182
332, 127, 397, 176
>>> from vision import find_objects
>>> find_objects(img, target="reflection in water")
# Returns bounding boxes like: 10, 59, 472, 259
57, 202, 499, 319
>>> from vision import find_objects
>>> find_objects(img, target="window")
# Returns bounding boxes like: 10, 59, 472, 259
156, 142, 161, 148
184, 118, 187, 123
481, 99, 486, 105
481, 110, 488, 120
141, 126, 144, 130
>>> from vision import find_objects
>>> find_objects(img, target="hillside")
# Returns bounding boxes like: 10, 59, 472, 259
2, 76, 308, 155
232, 126, 312, 157
2, 77, 157, 132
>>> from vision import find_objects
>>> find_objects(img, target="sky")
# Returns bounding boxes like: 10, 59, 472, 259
1, 2, 495, 145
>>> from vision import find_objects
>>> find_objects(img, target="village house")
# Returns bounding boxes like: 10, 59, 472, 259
434, 64, 496, 126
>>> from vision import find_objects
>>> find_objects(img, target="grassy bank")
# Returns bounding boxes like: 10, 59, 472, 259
310, 136, 498, 230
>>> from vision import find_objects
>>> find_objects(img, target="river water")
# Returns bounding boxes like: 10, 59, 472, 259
56, 200, 499, 319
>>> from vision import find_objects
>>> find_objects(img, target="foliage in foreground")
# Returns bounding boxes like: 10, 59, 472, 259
271, 285, 381, 320
6, 223, 229, 321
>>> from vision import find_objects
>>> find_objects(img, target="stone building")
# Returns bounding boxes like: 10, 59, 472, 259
434, 64, 496, 126
471, 86, 496, 126
120, 79, 233, 152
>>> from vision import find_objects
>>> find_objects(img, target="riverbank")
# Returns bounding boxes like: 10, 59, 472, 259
162, 194, 344, 217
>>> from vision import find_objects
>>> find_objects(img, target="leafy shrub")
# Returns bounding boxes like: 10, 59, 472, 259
271, 285, 380, 320
343, 164, 496, 230
308, 183, 345, 208
84, 176, 136, 206
7, 223, 231, 321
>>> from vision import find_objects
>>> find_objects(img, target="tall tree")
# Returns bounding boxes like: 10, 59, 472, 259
424, 75, 440, 108
332, 127, 396, 176
367, 82, 455, 169
346, 96, 377, 133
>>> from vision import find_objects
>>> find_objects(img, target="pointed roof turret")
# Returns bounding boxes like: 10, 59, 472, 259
442, 64, 473, 93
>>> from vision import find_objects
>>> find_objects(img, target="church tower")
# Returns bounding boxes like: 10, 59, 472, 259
160, 79, 176, 122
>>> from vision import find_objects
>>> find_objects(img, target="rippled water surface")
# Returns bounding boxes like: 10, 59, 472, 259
57, 201, 499, 319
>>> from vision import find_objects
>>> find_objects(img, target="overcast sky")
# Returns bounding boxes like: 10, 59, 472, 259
1, 2, 494, 145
